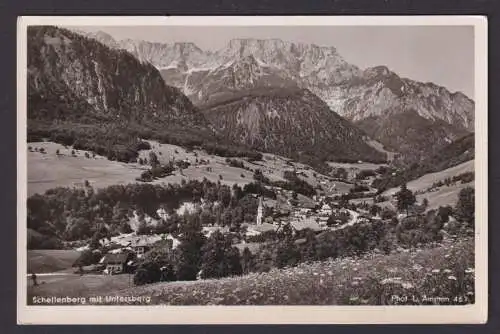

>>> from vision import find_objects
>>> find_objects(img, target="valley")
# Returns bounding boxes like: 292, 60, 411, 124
25, 25, 477, 307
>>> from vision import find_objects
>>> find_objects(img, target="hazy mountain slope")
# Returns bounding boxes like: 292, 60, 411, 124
355, 109, 470, 163
28, 26, 217, 161
76, 30, 474, 163
85, 33, 473, 132
322, 66, 474, 132
372, 133, 474, 190
202, 87, 387, 164
28, 26, 206, 126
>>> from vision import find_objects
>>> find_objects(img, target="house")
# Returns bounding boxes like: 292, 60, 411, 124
319, 203, 333, 216
128, 234, 162, 258
289, 219, 323, 233
202, 226, 230, 238
245, 222, 277, 237
100, 252, 135, 274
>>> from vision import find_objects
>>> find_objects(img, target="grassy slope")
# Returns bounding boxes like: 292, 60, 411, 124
28, 141, 350, 197
351, 160, 474, 210
384, 160, 474, 195
95, 238, 473, 305
27, 249, 81, 273
27, 274, 133, 304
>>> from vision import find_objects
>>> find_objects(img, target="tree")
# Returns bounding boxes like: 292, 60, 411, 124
175, 214, 206, 281
455, 187, 474, 227
396, 183, 416, 215
73, 249, 102, 268
149, 151, 160, 168
134, 262, 162, 286
335, 167, 348, 180
302, 229, 318, 262
200, 231, 242, 279
241, 247, 256, 274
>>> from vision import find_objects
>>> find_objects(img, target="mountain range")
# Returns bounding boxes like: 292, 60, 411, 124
27, 26, 215, 162
79, 30, 475, 163
27, 26, 386, 166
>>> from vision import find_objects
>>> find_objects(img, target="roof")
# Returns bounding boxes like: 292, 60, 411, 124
128, 235, 162, 247
101, 252, 131, 265
290, 220, 323, 232
248, 223, 277, 233
234, 242, 263, 255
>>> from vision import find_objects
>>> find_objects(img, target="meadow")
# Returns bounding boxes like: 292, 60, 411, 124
27, 238, 473, 305
28, 140, 352, 197
126, 237, 473, 306
27, 249, 81, 273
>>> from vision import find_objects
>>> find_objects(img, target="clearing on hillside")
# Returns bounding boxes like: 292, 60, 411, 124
27, 249, 81, 274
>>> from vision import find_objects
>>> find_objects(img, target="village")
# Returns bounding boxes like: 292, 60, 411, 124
78, 166, 405, 278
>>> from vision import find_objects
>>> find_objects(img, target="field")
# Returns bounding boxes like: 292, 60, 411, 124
381, 160, 475, 210
28, 140, 348, 196
27, 273, 134, 304
364, 138, 397, 162
27, 249, 81, 273
384, 160, 474, 196
350, 160, 474, 210
26, 238, 474, 305
28, 142, 146, 196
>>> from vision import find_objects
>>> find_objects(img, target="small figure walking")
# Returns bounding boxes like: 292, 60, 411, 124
31, 272, 38, 287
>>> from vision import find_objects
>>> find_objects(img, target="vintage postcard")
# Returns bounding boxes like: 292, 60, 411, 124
17, 15, 487, 324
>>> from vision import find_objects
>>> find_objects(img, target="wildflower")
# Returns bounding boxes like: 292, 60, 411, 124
353, 277, 363, 281
402, 282, 414, 289
380, 277, 402, 285
448, 275, 457, 281
465, 268, 475, 274
349, 296, 359, 302
444, 254, 450, 258
412, 264, 423, 271
431, 269, 440, 274
443, 269, 452, 273
351, 281, 360, 286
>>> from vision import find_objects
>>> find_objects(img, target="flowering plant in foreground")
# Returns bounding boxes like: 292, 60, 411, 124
105, 238, 474, 306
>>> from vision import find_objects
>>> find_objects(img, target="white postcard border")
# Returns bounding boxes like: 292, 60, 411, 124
17, 15, 488, 325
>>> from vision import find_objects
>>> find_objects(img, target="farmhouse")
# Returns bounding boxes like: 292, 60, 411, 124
127, 234, 163, 258
100, 252, 135, 274
202, 226, 230, 238
289, 219, 323, 233
245, 222, 278, 237
319, 203, 333, 216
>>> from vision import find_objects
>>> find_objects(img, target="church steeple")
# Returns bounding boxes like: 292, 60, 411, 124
256, 196, 263, 225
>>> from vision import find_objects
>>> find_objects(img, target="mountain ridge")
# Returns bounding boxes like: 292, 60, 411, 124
70, 29, 475, 164
77, 29, 474, 130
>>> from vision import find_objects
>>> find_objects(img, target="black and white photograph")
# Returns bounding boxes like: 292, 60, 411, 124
17, 16, 487, 324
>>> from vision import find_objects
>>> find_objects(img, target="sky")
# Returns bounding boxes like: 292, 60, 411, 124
72, 25, 475, 98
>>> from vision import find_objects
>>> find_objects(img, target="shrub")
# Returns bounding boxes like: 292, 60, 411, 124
455, 187, 474, 227
133, 262, 162, 286
73, 249, 102, 268
381, 208, 397, 220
